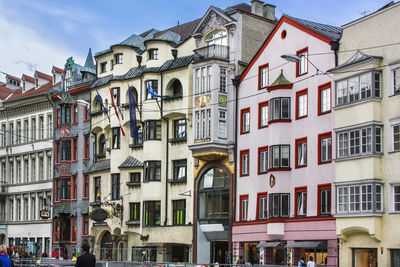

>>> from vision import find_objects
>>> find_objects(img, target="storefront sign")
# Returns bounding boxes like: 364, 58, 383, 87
92, 208, 108, 222
40, 210, 50, 219
195, 94, 211, 108
218, 95, 227, 107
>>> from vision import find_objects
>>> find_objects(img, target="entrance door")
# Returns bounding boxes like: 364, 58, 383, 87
212, 241, 228, 264
100, 231, 113, 260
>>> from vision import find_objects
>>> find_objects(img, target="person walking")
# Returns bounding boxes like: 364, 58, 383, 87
0, 244, 12, 267
75, 242, 95, 267
298, 256, 306, 267
307, 256, 317, 267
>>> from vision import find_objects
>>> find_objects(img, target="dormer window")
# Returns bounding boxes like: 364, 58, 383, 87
100, 62, 107, 73
115, 54, 123, 64
23, 81, 25, 91
35, 78, 38, 88
53, 74, 56, 84
149, 49, 158, 60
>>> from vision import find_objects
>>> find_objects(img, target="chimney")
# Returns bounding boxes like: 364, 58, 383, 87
263, 3, 276, 21
251, 0, 264, 17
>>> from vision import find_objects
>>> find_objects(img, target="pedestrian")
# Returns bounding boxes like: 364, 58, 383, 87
75, 241, 95, 267
298, 256, 306, 267
72, 253, 77, 261
236, 256, 245, 264
307, 256, 316, 267
41, 251, 47, 257
0, 244, 12, 267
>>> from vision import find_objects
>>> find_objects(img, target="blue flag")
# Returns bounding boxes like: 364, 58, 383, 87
96, 89, 108, 113
147, 82, 167, 98
129, 88, 139, 139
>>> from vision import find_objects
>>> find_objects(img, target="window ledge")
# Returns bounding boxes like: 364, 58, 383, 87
388, 150, 400, 154
335, 153, 382, 162
334, 97, 381, 110
389, 92, 400, 98
388, 211, 400, 214
89, 201, 102, 206
334, 212, 383, 218
129, 144, 143, 149
168, 179, 187, 184
268, 167, 291, 172
268, 119, 292, 125
126, 220, 140, 226
95, 153, 106, 160
168, 137, 187, 143
89, 111, 103, 117
126, 182, 141, 187
163, 95, 183, 101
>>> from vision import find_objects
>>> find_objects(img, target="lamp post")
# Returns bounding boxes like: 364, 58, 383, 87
281, 54, 321, 74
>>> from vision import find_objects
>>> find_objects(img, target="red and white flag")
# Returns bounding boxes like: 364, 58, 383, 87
109, 87, 125, 136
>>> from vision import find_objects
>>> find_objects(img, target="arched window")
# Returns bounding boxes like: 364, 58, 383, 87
205, 30, 227, 46
167, 79, 183, 97
198, 167, 229, 219
99, 134, 106, 154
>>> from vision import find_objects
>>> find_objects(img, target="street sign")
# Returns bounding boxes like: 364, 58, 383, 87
40, 210, 50, 219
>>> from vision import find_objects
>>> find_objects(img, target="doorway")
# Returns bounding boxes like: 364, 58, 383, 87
211, 241, 228, 264
100, 231, 113, 260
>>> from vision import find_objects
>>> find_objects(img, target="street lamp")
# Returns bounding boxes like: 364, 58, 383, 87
281, 53, 321, 74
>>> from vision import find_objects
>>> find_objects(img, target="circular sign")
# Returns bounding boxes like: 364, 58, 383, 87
91, 208, 108, 222
40, 210, 50, 219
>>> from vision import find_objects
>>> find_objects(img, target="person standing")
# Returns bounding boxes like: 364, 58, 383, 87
75, 242, 95, 267
0, 244, 12, 267
307, 256, 316, 267
298, 256, 306, 267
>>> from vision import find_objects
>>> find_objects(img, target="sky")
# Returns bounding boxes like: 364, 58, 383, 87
0, 0, 388, 80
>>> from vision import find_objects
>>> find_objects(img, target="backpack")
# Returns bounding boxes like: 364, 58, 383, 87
300, 260, 306, 267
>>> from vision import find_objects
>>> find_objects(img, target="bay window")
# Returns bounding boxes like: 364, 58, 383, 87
144, 161, 161, 182
145, 120, 161, 140
195, 109, 211, 140
269, 97, 290, 122
269, 145, 290, 169
268, 193, 289, 218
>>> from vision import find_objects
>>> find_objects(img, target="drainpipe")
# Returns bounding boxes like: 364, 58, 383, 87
331, 41, 340, 67
232, 76, 240, 247
160, 72, 169, 226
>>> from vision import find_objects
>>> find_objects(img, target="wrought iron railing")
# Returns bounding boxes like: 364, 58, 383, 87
194, 44, 229, 61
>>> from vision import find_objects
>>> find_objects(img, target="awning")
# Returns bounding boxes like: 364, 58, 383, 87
257, 241, 281, 248
286, 241, 321, 248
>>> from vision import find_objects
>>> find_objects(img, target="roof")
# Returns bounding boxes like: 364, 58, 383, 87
329, 50, 383, 71
284, 15, 341, 42
91, 55, 193, 88
52, 66, 63, 74
35, 70, 53, 81
80, 48, 96, 75
0, 85, 14, 100
153, 18, 200, 43
268, 70, 293, 90
22, 74, 35, 83
87, 159, 110, 173
118, 156, 144, 169
60, 92, 75, 105
6, 81, 60, 101
6, 74, 21, 82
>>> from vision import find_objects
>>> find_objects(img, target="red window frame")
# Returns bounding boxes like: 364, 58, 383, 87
258, 101, 269, 129
70, 216, 77, 243
258, 146, 268, 174
82, 214, 89, 236
256, 192, 268, 220
296, 47, 308, 77
295, 89, 308, 120
83, 100, 90, 121
55, 141, 60, 164
54, 179, 59, 202
294, 186, 307, 217
258, 63, 269, 90
71, 175, 77, 200
239, 194, 249, 221
84, 135, 90, 159
72, 137, 78, 161
318, 82, 332, 115
240, 107, 250, 134
295, 137, 307, 168
317, 183, 332, 216
83, 174, 89, 199
240, 149, 250, 177
318, 132, 332, 165
71, 104, 77, 124
55, 108, 61, 128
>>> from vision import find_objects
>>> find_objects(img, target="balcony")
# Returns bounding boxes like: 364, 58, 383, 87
194, 44, 229, 62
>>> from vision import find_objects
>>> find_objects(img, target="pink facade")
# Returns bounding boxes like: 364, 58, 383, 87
233, 15, 340, 266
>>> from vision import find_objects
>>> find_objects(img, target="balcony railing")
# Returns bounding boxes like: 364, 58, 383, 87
194, 44, 229, 61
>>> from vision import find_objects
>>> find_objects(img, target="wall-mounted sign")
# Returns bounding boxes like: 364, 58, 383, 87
195, 94, 211, 108
91, 208, 108, 222
60, 127, 70, 137
40, 210, 50, 219
218, 95, 227, 107
269, 174, 276, 188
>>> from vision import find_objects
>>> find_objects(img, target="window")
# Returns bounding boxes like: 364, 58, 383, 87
318, 132, 332, 164
269, 97, 290, 122
47, 155, 52, 180
173, 160, 186, 181
336, 183, 383, 214
318, 184, 331, 215
259, 64, 269, 89
195, 109, 211, 140
240, 108, 250, 134
1, 124, 5, 146
258, 146, 268, 174
220, 67, 227, 92
111, 174, 120, 200
337, 125, 382, 158
269, 145, 290, 169
83, 175, 89, 198
296, 48, 308, 76
112, 87, 120, 106
318, 82, 331, 115
134, 126, 143, 146
31, 118, 37, 140
72, 105, 78, 124
240, 149, 250, 177
72, 176, 77, 199
394, 185, 400, 212
205, 30, 227, 46
72, 138, 78, 161
144, 201, 160, 226
55, 109, 60, 128
173, 200, 186, 225
144, 161, 161, 182
295, 137, 307, 168
145, 120, 161, 140
129, 202, 140, 221
99, 134, 106, 155
84, 135, 90, 159
335, 71, 381, 106
296, 89, 308, 119
61, 140, 71, 161
112, 127, 120, 149
295, 187, 307, 216
257, 193, 268, 220
16, 121, 21, 144
268, 193, 290, 218
115, 53, 123, 64
174, 119, 186, 139
60, 178, 71, 200
393, 124, 400, 151
94, 177, 101, 202
195, 69, 200, 94
393, 67, 400, 94
82, 215, 89, 236
218, 110, 227, 139
146, 80, 158, 99
61, 105, 71, 124
100, 62, 107, 73
47, 114, 53, 138
240, 195, 249, 221
130, 172, 141, 184
194, 66, 211, 94
148, 49, 158, 60
258, 101, 268, 128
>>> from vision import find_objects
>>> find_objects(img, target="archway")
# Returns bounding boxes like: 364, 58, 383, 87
100, 231, 113, 261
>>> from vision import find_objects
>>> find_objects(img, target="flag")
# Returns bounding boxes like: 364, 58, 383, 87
96, 89, 108, 113
129, 88, 139, 139
109, 87, 126, 136
147, 81, 167, 98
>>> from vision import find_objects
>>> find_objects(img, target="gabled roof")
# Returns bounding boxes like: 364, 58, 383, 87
80, 48, 96, 75
22, 74, 35, 83
118, 156, 143, 169
268, 70, 293, 90
192, 6, 233, 35
328, 50, 383, 72
6, 74, 21, 82
35, 70, 53, 81
0, 85, 14, 100
87, 159, 111, 173
52, 66, 63, 74
6, 81, 61, 101
60, 92, 75, 105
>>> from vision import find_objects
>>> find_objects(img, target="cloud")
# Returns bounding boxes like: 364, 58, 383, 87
13, 61, 39, 72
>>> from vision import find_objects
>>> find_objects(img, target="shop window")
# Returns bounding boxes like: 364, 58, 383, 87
353, 248, 377, 267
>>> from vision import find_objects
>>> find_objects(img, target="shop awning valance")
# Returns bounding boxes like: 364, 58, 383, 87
257, 241, 281, 248
286, 241, 320, 248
